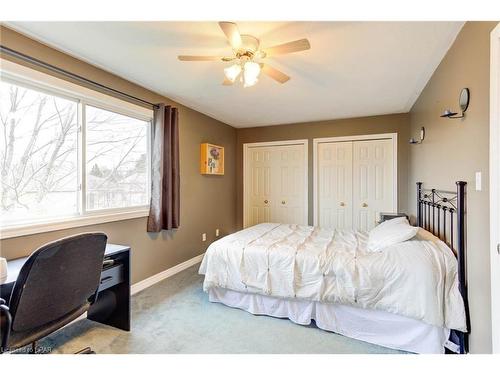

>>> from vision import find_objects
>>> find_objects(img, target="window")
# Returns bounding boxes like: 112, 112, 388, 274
0, 81, 79, 223
0, 73, 152, 236
86, 106, 149, 211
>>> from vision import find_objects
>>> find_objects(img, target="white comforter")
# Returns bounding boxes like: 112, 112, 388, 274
199, 223, 467, 332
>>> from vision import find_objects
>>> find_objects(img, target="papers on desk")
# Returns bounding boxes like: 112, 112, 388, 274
0, 257, 7, 279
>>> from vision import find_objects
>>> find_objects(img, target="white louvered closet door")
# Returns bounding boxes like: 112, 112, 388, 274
352, 139, 394, 231
317, 142, 353, 229
245, 143, 307, 227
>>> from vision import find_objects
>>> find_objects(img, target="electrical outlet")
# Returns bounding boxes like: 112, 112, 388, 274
202, 233, 207, 242
215, 228, 220, 237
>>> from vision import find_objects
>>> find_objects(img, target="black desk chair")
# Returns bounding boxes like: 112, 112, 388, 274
0, 232, 107, 354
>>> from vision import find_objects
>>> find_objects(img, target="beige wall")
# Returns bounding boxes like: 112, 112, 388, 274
1, 22, 496, 353
236, 113, 410, 228
0, 26, 237, 284
408, 21, 498, 353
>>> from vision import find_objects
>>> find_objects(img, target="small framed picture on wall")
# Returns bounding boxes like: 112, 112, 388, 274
200, 143, 224, 175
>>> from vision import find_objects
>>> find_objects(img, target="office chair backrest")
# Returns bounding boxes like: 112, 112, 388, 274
8, 233, 107, 332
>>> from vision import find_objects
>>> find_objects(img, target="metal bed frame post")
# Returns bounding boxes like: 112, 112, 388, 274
416, 182, 423, 227
416, 181, 469, 354
456, 181, 469, 353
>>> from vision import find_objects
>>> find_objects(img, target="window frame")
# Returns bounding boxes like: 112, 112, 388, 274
81, 101, 152, 216
0, 60, 153, 239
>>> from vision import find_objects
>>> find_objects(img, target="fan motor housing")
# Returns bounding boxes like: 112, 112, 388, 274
235, 34, 260, 56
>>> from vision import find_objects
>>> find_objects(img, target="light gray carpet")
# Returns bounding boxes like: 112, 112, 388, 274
36, 264, 406, 354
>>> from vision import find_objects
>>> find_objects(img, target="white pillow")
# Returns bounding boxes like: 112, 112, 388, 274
367, 217, 419, 252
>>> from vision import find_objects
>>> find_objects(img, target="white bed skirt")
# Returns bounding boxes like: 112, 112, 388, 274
208, 287, 449, 354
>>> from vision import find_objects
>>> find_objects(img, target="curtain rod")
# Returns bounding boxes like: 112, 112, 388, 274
0, 45, 159, 109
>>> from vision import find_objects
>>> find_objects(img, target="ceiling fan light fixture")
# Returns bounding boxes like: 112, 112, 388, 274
243, 61, 261, 88
178, 22, 309, 87
224, 63, 242, 82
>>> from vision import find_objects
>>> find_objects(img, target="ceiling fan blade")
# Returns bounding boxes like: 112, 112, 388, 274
261, 64, 290, 84
261, 38, 311, 57
222, 77, 234, 86
178, 55, 224, 61
219, 22, 242, 49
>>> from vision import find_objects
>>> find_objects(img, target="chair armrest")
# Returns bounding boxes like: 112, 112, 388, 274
0, 298, 12, 353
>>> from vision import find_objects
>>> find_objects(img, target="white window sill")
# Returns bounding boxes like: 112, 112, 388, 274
0, 208, 149, 240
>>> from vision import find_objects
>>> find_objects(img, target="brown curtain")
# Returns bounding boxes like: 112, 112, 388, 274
147, 104, 180, 232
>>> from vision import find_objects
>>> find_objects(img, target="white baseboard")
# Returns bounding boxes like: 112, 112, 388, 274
130, 253, 205, 295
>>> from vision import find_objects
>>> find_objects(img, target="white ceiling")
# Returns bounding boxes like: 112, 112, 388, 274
5, 21, 464, 128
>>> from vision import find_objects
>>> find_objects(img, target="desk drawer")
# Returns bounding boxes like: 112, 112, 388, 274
99, 263, 124, 291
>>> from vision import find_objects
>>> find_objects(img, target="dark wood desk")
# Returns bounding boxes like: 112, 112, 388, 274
0, 243, 131, 331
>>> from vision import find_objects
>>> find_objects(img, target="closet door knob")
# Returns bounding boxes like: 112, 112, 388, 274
264, 200, 269, 204
362, 203, 368, 208
340, 202, 345, 207
281, 200, 286, 205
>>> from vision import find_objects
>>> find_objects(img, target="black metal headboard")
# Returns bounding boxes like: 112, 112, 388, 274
416, 181, 469, 354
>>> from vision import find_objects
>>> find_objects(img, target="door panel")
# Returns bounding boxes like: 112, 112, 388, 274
245, 143, 307, 227
315, 138, 395, 231
247, 147, 272, 227
316, 142, 353, 228
352, 139, 394, 231
272, 145, 306, 225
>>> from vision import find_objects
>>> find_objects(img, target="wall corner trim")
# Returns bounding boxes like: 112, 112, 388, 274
131, 253, 205, 295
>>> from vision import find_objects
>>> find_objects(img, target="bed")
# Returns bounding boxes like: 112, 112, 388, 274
199, 182, 470, 354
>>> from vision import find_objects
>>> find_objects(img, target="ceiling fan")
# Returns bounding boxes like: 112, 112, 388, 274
177, 22, 311, 88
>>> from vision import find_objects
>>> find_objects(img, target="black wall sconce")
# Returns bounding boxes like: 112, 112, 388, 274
440, 88, 470, 119
409, 126, 425, 144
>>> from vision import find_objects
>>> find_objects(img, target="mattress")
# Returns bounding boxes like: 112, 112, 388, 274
199, 223, 466, 332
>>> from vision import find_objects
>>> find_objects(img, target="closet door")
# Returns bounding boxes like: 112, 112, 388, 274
245, 142, 307, 227
271, 145, 307, 225
352, 139, 394, 231
247, 147, 272, 226
316, 142, 353, 228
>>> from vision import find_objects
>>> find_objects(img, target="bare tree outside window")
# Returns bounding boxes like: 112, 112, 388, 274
86, 106, 148, 210
0, 80, 78, 225
0, 79, 150, 228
